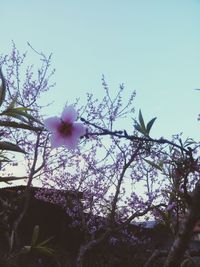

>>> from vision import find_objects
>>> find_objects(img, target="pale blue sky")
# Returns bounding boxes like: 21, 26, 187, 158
1, 0, 200, 140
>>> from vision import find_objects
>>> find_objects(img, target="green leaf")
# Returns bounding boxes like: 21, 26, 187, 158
10, 108, 42, 125
138, 110, 146, 130
0, 141, 26, 153
146, 117, 157, 134
13, 107, 34, 112
2, 107, 42, 125
10, 230, 15, 251
0, 120, 43, 131
134, 122, 141, 132
20, 229, 54, 257
134, 121, 147, 135
34, 246, 55, 256
0, 68, 6, 107
21, 245, 32, 254
37, 236, 54, 247
1, 111, 28, 123
3, 108, 28, 118
31, 225, 40, 247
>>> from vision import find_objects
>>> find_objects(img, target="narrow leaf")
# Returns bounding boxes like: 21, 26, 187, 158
134, 122, 142, 132
31, 225, 40, 247
134, 121, 147, 135
0, 120, 43, 131
21, 245, 32, 254
37, 236, 54, 247
10, 230, 15, 251
10, 108, 42, 125
13, 107, 34, 112
34, 246, 55, 256
0, 141, 26, 153
146, 117, 157, 134
2, 108, 42, 125
138, 110, 146, 130
1, 111, 28, 123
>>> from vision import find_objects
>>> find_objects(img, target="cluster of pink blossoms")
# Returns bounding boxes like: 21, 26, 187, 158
44, 105, 86, 150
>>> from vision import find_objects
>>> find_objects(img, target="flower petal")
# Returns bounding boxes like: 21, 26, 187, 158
44, 117, 61, 132
50, 132, 65, 148
63, 135, 79, 150
72, 123, 86, 137
61, 105, 77, 123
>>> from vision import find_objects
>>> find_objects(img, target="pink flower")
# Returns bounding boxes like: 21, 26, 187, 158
44, 105, 86, 150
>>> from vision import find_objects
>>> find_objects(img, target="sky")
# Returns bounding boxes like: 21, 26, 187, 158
1, 0, 200, 141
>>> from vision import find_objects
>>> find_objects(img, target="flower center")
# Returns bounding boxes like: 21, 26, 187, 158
59, 121, 73, 136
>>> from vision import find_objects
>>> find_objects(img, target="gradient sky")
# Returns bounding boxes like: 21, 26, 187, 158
1, 0, 200, 140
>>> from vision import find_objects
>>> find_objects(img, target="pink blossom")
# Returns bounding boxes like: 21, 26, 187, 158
44, 105, 86, 149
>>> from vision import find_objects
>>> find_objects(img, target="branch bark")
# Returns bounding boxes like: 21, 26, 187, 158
164, 181, 200, 267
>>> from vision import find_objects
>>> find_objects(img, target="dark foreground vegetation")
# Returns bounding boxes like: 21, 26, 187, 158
0, 186, 200, 267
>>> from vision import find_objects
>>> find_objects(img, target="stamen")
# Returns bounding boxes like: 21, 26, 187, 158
59, 121, 73, 136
